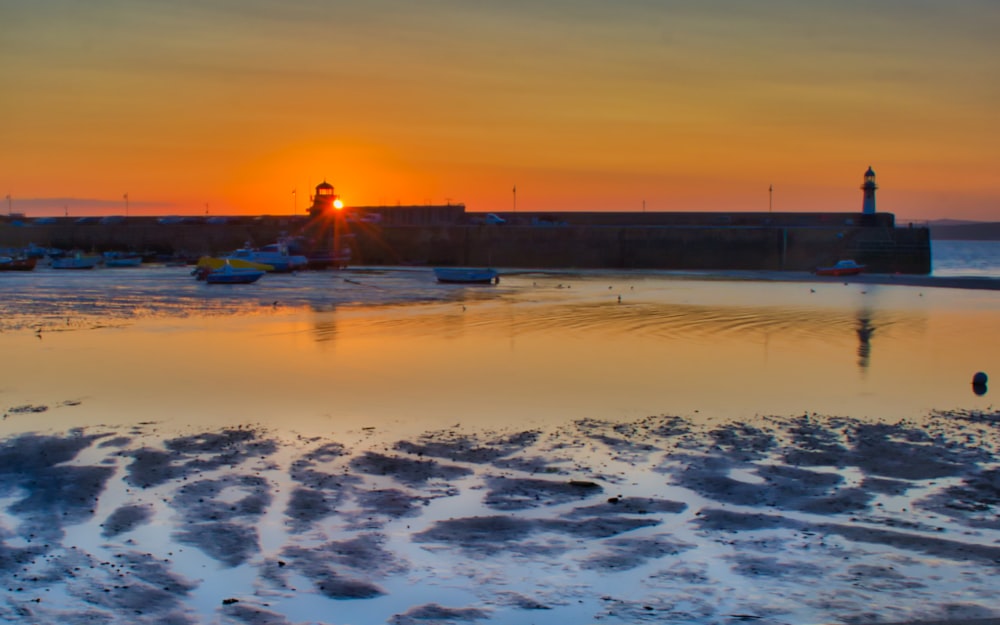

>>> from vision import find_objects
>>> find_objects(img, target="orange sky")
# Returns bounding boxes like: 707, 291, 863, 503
3, 1, 999, 220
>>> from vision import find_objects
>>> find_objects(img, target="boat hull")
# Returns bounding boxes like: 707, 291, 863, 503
0, 257, 37, 271
105, 257, 142, 267
204, 269, 265, 284
51, 256, 101, 269
814, 260, 866, 277
815, 267, 865, 277
433, 267, 499, 284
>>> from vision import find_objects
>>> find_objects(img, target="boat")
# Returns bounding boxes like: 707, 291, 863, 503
0, 256, 37, 271
193, 256, 272, 279
51, 253, 102, 269
103, 252, 143, 267
433, 267, 499, 284
814, 260, 866, 277
223, 240, 308, 272
202, 261, 265, 284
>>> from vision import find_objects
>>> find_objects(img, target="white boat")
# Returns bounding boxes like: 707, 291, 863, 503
203, 262, 265, 284
433, 267, 499, 284
51, 253, 102, 269
224, 241, 308, 272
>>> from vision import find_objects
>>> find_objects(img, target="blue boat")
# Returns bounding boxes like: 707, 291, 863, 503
204, 262, 265, 284
433, 267, 499, 284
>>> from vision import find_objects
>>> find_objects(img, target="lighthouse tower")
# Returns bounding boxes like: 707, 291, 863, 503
307, 180, 339, 218
861, 166, 877, 215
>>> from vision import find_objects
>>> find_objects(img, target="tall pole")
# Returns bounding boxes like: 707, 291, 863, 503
768, 184, 773, 213
5, 194, 10, 216
513, 185, 516, 213
292, 189, 297, 215
123, 192, 129, 218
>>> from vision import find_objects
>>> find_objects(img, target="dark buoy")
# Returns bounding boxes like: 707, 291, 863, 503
972, 371, 988, 396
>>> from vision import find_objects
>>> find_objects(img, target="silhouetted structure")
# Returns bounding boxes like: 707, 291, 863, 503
862, 166, 878, 215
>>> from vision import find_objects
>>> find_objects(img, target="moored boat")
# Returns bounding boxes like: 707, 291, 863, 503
202, 261, 265, 284
51, 253, 102, 269
433, 267, 499, 284
193, 256, 272, 280
195, 256, 274, 274
814, 260, 866, 277
0, 256, 37, 271
223, 240, 308, 272
103, 252, 143, 267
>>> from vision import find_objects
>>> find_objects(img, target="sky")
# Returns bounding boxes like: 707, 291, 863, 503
2, 0, 998, 220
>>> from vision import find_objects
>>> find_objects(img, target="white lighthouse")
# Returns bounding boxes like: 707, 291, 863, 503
861, 166, 877, 214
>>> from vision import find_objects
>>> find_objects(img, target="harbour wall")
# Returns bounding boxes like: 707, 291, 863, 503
0, 212, 931, 273
361, 224, 930, 273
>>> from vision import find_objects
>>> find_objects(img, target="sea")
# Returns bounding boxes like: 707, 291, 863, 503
0, 238, 997, 625
930, 238, 1000, 277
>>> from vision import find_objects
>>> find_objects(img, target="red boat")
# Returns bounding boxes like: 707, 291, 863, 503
814, 259, 865, 277
0, 256, 37, 271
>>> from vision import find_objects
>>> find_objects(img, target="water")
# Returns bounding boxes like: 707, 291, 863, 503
0, 244, 998, 625
1, 262, 997, 428
932, 239, 1000, 278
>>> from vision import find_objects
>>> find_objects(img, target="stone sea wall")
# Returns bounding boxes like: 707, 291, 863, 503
0, 213, 931, 273
359, 224, 930, 273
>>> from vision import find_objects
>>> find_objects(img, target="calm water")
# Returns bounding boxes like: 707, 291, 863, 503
932, 239, 1000, 277
0, 242, 998, 625
1, 247, 998, 435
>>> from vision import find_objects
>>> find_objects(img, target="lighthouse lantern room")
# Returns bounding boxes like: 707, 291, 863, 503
861, 166, 877, 215
308, 180, 340, 218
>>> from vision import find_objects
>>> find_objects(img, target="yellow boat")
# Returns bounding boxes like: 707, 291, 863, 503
196, 256, 274, 272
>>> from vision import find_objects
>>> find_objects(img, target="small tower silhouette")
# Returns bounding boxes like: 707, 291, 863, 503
861, 166, 877, 214
307, 180, 338, 219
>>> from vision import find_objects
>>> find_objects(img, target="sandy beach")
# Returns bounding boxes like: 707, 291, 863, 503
1, 409, 998, 624
1, 267, 998, 624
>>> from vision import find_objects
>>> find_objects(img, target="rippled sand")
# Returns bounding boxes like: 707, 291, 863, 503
0, 411, 998, 624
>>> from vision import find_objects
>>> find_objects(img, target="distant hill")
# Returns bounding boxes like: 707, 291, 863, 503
928, 220, 1000, 241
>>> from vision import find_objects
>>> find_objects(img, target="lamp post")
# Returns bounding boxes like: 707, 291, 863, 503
124, 192, 129, 218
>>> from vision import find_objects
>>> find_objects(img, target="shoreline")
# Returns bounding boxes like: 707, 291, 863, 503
499, 267, 1000, 291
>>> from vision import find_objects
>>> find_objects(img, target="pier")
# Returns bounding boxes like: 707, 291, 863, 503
0, 209, 930, 274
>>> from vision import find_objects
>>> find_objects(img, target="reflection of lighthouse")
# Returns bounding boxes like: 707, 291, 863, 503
861, 166, 877, 215
856, 310, 875, 371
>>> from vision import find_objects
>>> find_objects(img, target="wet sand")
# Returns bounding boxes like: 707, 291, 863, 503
0, 407, 998, 624
1, 268, 998, 623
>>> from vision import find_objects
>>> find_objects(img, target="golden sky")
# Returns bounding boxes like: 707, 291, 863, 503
3, 1, 998, 220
